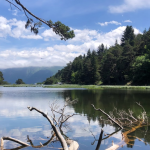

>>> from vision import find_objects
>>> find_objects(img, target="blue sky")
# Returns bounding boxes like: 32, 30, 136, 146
0, 0, 149, 68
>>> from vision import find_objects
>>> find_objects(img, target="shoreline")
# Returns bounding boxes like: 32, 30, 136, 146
2, 84, 150, 90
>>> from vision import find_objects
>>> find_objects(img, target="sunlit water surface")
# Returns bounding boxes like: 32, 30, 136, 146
0, 87, 150, 150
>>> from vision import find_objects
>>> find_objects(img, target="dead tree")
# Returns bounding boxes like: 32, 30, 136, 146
27, 99, 79, 150
91, 102, 149, 150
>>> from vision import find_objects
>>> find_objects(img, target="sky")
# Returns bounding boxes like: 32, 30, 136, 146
0, 0, 149, 69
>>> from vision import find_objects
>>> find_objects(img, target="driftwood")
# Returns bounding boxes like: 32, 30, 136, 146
28, 101, 79, 150
28, 106, 69, 150
66, 139, 79, 150
91, 102, 149, 150
1, 137, 30, 150
0, 145, 29, 150
27, 134, 55, 148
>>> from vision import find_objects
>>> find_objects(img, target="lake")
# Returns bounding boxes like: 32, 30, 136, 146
0, 87, 150, 150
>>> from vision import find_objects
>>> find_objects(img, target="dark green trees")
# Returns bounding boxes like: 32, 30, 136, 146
90, 51, 100, 84
0, 71, 4, 84
131, 55, 150, 85
121, 26, 135, 46
16, 79, 25, 84
53, 25, 150, 85
101, 45, 123, 84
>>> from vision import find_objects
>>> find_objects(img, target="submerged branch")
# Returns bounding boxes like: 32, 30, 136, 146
95, 129, 104, 150
27, 134, 55, 148
91, 104, 123, 129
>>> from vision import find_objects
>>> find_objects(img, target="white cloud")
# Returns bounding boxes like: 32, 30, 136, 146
0, 16, 42, 39
69, 26, 141, 47
109, 0, 150, 13
0, 26, 141, 69
98, 21, 121, 26
124, 20, 132, 23
0, 16, 141, 68
41, 29, 60, 41
0, 48, 81, 69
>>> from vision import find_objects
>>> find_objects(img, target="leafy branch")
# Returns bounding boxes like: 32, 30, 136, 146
5, 0, 75, 40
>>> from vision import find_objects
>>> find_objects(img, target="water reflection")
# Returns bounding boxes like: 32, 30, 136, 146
62, 89, 150, 149
0, 87, 150, 150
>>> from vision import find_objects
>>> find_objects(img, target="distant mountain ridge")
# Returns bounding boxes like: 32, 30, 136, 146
0, 66, 63, 84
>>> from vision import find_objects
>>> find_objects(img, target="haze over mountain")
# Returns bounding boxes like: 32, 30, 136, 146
0, 66, 63, 84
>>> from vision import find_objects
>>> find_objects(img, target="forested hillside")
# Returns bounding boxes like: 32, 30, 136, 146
51, 26, 150, 85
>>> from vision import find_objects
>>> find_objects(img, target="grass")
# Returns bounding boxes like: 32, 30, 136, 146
1, 84, 41, 87
44, 84, 150, 90
44, 84, 101, 89
1, 84, 150, 90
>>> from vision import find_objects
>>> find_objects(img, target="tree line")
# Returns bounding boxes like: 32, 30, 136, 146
46, 26, 150, 85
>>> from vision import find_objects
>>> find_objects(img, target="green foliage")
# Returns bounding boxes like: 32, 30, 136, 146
121, 26, 135, 46
44, 76, 58, 85
50, 21, 75, 40
131, 55, 150, 85
16, 79, 25, 84
52, 26, 150, 85
71, 71, 79, 84
25, 18, 75, 40
0, 71, 4, 85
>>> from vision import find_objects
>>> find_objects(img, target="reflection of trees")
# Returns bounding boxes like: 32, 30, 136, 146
92, 102, 150, 149
0, 92, 3, 99
61, 89, 150, 147
1, 89, 150, 149
63, 89, 150, 121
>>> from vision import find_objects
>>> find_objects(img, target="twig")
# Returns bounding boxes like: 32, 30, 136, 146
5, 0, 21, 11
27, 134, 55, 148
102, 129, 121, 141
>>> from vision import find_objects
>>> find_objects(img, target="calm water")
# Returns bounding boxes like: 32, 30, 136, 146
0, 87, 150, 150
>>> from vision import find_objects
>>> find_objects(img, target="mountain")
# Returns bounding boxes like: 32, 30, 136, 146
0, 66, 63, 84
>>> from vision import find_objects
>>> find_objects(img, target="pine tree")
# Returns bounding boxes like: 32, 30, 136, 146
121, 26, 135, 46
97, 44, 105, 55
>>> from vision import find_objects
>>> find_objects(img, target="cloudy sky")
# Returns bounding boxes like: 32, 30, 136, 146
0, 0, 149, 69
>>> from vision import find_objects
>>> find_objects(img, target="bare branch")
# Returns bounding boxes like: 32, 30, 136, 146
136, 102, 146, 112
27, 134, 55, 148
91, 104, 123, 129
5, 0, 75, 40
102, 129, 121, 141
13, 0, 50, 27
1, 137, 29, 147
